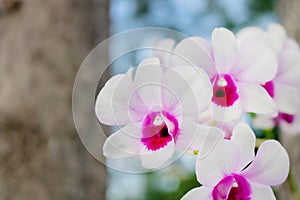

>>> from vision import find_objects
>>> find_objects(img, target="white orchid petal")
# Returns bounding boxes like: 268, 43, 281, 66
139, 139, 175, 169
238, 83, 276, 115
250, 182, 276, 200
196, 140, 241, 187
209, 100, 242, 123
242, 140, 290, 186
274, 83, 299, 114
152, 38, 175, 68
103, 123, 141, 159
234, 41, 278, 83
181, 187, 212, 200
172, 37, 216, 77
162, 65, 212, 116
212, 28, 237, 74
95, 74, 141, 125
134, 57, 163, 109
231, 123, 256, 169
176, 120, 224, 154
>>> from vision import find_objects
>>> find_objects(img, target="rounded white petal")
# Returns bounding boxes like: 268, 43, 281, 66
231, 123, 256, 170
96, 74, 137, 125
212, 28, 237, 74
134, 57, 163, 109
250, 182, 276, 200
234, 41, 278, 83
237, 26, 283, 55
274, 83, 300, 114
268, 23, 287, 43
242, 140, 290, 186
209, 100, 242, 122
237, 27, 263, 43
103, 123, 141, 159
196, 140, 241, 187
181, 187, 212, 200
172, 37, 216, 77
162, 65, 212, 116
238, 83, 276, 115
139, 139, 175, 169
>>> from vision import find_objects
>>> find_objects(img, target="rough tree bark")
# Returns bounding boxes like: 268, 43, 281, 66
0, 0, 108, 199
275, 1, 300, 200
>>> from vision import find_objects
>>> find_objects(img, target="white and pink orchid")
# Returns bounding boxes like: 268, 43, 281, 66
95, 57, 223, 169
95, 24, 293, 198
237, 23, 300, 116
172, 28, 278, 122
182, 123, 290, 200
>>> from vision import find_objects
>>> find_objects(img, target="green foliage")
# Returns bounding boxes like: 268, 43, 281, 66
144, 170, 199, 200
250, 0, 277, 12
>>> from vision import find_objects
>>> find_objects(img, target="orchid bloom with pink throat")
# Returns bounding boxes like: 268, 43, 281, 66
182, 123, 290, 200
95, 57, 224, 169
172, 28, 278, 122
238, 24, 300, 130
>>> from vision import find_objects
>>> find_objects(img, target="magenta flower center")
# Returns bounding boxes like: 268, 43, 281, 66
212, 174, 251, 200
141, 111, 179, 151
212, 74, 239, 107
275, 112, 295, 124
262, 81, 274, 98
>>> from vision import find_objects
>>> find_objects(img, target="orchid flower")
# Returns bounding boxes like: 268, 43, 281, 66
182, 123, 290, 200
172, 28, 277, 122
95, 57, 224, 169
237, 23, 300, 116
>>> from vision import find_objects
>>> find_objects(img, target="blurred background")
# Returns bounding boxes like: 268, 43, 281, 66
0, 0, 299, 199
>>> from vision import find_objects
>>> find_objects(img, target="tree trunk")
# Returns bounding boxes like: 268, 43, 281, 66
0, 0, 108, 199
275, 2, 300, 199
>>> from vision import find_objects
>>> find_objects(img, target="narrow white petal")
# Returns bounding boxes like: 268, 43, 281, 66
212, 28, 237, 73
231, 123, 256, 170
134, 57, 163, 109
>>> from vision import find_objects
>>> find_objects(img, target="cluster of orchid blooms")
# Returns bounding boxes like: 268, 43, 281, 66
95, 23, 300, 199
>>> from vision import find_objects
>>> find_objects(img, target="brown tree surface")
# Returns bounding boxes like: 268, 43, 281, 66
0, 0, 108, 199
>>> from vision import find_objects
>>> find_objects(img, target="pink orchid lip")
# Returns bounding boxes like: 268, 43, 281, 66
275, 112, 295, 124
211, 74, 239, 107
212, 174, 251, 200
262, 81, 274, 98
141, 111, 179, 151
